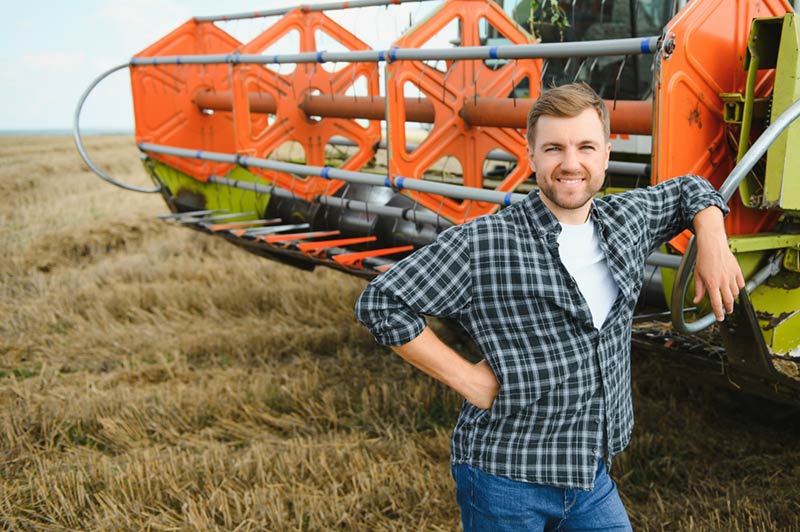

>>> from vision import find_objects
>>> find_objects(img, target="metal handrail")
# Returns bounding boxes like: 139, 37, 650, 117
72, 64, 161, 194
138, 141, 528, 206
194, 0, 438, 22
128, 36, 660, 67
671, 97, 800, 334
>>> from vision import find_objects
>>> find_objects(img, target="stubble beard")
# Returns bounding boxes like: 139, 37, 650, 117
538, 170, 598, 212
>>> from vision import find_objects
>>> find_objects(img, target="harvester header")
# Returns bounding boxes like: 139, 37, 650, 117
75, 0, 800, 406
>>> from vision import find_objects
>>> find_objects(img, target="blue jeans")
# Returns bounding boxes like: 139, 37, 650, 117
452, 460, 632, 531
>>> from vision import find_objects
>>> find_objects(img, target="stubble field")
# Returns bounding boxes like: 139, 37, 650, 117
1, 135, 799, 531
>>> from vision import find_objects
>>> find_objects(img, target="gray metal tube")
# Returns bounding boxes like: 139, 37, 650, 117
645, 252, 682, 269
129, 36, 660, 67
194, 0, 437, 22
317, 196, 447, 226
389, 37, 659, 61
671, 97, 800, 334
139, 142, 526, 206
209, 175, 446, 227
140, 142, 387, 187
73, 63, 161, 193
393, 176, 527, 205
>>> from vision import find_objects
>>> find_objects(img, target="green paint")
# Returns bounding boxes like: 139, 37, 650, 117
737, 14, 800, 209
143, 160, 271, 220
763, 14, 800, 210
727, 233, 800, 254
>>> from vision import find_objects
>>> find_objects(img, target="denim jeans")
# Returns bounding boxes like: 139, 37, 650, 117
452, 459, 632, 531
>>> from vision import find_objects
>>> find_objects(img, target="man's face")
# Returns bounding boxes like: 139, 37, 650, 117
527, 108, 611, 224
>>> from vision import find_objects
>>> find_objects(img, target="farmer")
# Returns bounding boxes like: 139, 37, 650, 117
355, 82, 743, 531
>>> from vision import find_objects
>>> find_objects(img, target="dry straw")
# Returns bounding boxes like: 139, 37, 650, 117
0, 136, 798, 530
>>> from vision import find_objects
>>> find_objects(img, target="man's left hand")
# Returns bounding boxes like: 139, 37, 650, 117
692, 206, 745, 321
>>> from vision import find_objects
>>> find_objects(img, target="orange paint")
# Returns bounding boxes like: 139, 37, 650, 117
654, 0, 791, 239
386, 0, 542, 223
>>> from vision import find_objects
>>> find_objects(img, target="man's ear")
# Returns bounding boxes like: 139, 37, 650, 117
603, 142, 611, 170
527, 145, 536, 173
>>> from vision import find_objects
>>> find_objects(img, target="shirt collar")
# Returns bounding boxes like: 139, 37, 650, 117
522, 191, 560, 238
523, 192, 606, 239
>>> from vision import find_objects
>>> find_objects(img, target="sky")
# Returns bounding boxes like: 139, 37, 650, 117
1, 0, 444, 132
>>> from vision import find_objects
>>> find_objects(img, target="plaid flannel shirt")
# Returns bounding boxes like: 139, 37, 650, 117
355, 175, 727, 490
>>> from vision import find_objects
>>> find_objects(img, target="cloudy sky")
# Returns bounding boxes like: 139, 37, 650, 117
2, 0, 442, 131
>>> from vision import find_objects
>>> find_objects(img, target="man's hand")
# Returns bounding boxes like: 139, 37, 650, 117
392, 326, 500, 409
692, 206, 745, 321
464, 360, 500, 409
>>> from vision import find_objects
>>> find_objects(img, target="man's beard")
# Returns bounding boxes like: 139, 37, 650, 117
537, 170, 598, 211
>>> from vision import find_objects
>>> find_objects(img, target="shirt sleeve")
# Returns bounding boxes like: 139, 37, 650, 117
624, 174, 729, 252
355, 224, 473, 346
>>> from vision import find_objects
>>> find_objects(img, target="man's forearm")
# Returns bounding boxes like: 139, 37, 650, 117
392, 326, 499, 409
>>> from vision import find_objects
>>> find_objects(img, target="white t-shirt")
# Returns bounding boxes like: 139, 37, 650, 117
557, 219, 619, 329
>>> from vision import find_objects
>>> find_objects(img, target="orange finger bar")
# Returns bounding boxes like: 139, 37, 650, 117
332, 245, 415, 268
297, 236, 377, 254
262, 230, 341, 244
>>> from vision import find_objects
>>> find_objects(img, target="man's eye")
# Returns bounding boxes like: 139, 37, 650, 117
545, 146, 560, 152
580, 145, 596, 151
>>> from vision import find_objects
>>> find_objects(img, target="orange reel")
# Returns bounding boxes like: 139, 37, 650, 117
231, 8, 381, 200
387, 0, 542, 223
131, 20, 241, 181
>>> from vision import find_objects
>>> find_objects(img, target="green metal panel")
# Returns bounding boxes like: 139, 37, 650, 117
727, 232, 800, 253
749, 266, 800, 355
764, 14, 800, 209
737, 14, 800, 209
143, 160, 270, 220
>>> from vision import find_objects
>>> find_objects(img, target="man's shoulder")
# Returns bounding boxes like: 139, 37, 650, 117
426, 205, 526, 253
469, 202, 528, 232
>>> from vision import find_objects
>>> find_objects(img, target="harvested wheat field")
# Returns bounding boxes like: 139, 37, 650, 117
1, 135, 799, 531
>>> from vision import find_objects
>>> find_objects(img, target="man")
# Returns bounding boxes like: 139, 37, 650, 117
355, 83, 743, 531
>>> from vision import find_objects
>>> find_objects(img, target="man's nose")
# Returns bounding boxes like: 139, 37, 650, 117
561, 147, 581, 172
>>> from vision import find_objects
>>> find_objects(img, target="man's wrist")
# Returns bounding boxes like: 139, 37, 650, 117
693, 205, 726, 234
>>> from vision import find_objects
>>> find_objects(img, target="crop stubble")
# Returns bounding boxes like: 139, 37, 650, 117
0, 136, 798, 531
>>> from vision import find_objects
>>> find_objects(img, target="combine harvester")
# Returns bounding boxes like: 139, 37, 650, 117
75, 0, 800, 406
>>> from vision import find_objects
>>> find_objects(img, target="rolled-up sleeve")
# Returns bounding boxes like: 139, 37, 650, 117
355, 224, 473, 346
621, 174, 729, 252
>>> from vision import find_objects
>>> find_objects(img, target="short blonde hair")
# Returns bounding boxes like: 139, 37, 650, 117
526, 82, 610, 148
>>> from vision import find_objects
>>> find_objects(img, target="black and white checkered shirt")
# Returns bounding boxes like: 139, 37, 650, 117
355, 175, 727, 490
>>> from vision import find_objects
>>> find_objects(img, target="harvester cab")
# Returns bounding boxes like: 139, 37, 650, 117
74, 0, 800, 406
